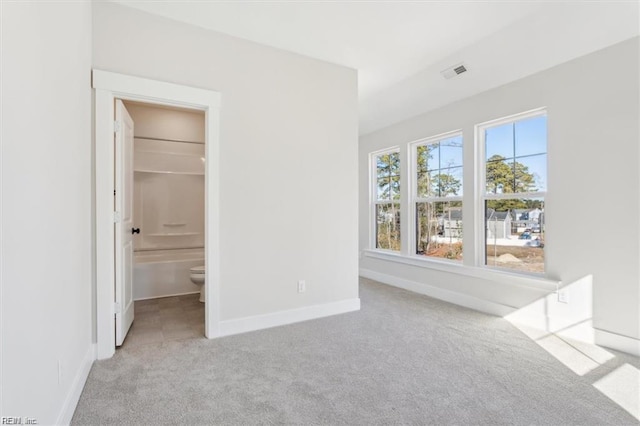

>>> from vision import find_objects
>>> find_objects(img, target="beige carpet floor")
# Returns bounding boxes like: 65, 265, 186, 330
72, 278, 639, 425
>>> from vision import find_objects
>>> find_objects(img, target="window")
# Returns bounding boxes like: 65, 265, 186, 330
367, 108, 549, 281
372, 149, 400, 250
480, 111, 547, 273
412, 133, 463, 261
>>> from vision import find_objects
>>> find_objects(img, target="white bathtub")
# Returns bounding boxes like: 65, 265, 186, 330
133, 248, 204, 300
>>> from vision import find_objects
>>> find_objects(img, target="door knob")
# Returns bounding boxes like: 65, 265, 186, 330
131, 227, 140, 234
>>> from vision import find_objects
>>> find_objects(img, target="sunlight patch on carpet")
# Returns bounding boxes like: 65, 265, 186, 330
593, 364, 640, 420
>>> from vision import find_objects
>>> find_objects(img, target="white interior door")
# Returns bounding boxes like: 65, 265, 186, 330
115, 99, 135, 346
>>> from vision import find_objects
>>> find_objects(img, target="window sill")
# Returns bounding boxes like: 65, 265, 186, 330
362, 249, 559, 292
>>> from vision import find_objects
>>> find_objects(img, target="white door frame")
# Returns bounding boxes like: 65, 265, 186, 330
93, 70, 221, 359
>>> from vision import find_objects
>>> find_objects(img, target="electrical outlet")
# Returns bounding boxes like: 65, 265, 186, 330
557, 289, 569, 304
298, 280, 306, 293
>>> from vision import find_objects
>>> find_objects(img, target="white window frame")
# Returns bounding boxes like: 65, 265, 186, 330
364, 107, 558, 290
475, 107, 547, 274
408, 130, 464, 261
369, 146, 401, 252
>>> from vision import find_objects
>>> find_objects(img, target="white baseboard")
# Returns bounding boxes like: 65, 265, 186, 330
360, 269, 640, 358
595, 329, 640, 357
359, 268, 514, 317
56, 344, 95, 425
219, 298, 361, 337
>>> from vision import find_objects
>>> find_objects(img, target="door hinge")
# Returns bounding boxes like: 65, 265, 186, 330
114, 302, 121, 315
113, 211, 121, 223
114, 120, 121, 133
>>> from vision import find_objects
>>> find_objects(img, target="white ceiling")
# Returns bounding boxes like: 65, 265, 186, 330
115, 1, 639, 135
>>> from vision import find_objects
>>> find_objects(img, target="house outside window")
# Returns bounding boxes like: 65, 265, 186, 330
479, 110, 547, 274
368, 108, 548, 278
411, 132, 463, 261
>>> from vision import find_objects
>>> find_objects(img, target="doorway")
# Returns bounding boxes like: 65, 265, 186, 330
93, 70, 221, 359
117, 100, 207, 347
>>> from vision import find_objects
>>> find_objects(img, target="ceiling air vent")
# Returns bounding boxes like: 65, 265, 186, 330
441, 63, 468, 80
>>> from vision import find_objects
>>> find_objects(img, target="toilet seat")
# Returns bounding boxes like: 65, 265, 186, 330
190, 266, 205, 274
189, 265, 206, 303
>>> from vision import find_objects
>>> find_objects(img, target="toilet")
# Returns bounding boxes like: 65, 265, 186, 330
189, 265, 205, 302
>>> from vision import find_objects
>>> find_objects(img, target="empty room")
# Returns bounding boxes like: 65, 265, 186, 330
1, 1, 639, 425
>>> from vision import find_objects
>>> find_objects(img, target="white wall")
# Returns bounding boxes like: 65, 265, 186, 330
1, 2, 93, 424
359, 38, 640, 344
93, 2, 359, 321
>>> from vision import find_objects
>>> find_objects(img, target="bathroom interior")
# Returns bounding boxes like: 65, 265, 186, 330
123, 100, 206, 347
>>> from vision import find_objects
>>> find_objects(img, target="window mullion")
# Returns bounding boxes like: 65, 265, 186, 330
399, 144, 410, 256
484, 191, 546, 200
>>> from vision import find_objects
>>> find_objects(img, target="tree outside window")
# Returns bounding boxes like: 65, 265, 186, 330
374, 151, 400, 250
413, 134, 463, 261
483, 113, 547, 273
